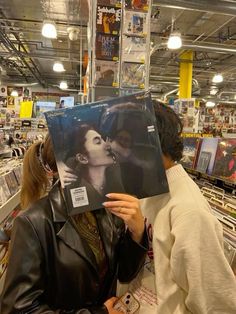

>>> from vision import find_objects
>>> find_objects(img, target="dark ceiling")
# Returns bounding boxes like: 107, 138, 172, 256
1, 0, 236, 103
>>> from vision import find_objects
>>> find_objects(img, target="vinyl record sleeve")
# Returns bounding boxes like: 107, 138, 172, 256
96, 33, 120, 61
125, 0, 149, 11
0, 175, 11, 206
121, 62, 145, 88
195, 138, 219, 175
93, 86, 120, 101
4, 171, 19, 196
94, 60, 119, 87
123, 11, 148, 36
122, 35, 146, 63
212, 139, 236, 183
96, 5, 121, 35
180, 137, 200, 169
45, 92, 168, 215
97, 0, 121, 6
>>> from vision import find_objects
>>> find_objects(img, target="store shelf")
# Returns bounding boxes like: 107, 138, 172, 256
0, 190, 20, 223
0, 150, 12, 158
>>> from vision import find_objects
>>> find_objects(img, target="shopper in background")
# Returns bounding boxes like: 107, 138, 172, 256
147, 102, 236, 313
0, 133, 148, 313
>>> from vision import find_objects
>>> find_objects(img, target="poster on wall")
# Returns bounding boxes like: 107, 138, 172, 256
0, 96, 7, 107
7, 86, 23, 97
45, 91, 169, 215
7, 96, 15, 108
97, 0, 121, 5
0, 86, 7, 96
96, 5, 121, 35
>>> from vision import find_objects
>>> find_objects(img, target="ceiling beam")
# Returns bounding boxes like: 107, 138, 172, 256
153, 0, 236, 16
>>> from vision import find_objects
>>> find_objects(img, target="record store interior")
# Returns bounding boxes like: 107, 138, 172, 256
0, 0, 236, 313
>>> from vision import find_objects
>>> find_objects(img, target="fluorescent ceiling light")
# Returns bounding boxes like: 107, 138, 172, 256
206, 101, 215, 107
167, 32, 182, 49
53, 62, 65, 72
42, 21, 57, 39
60, 81, 68, 90
10, 90, 18, 97
212, 74, 223, 83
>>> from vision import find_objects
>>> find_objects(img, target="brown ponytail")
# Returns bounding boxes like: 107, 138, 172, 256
20, 135, 57, 209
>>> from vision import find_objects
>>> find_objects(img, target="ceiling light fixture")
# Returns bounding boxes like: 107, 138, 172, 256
206, 101, 216, 107
59, 81, 68, 90
167, 31, 182, 49
10, 90, 18, 97
212, 73, 223, 83
53, 62, 65, 72
42, 21, 57, 39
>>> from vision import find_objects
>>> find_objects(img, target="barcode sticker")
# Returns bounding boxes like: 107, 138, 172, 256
70, 187, 89, 208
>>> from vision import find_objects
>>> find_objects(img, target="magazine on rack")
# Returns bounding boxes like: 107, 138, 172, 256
96, 33, 120, 61
94, 60, 119, 87
123, 11, 148, 36
121, 62, 145, 88
45, 92, 169, 215
125, 0, 149, 11
96, 5, 121, 35
122, 35, 146, 63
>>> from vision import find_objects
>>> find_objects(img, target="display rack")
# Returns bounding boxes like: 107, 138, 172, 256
88, 0, 152, 101
0, 190, 20, 223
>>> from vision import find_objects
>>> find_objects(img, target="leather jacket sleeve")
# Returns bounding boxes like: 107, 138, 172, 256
118, 227, 149, 283
0, 216, 108, 314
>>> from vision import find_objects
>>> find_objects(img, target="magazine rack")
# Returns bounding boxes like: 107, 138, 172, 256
87, 0, 152, 101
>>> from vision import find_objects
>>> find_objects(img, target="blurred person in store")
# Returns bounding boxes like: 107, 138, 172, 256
0, 134, 148, 314
129, 101, 235, 313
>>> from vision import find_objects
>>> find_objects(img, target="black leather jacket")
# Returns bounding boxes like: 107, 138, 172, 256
1, 183, 148, 314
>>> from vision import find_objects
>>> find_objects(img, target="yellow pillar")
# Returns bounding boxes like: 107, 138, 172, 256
179, 51, 193, 99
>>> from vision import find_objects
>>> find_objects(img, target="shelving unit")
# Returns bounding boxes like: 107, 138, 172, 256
0, 190, 20, 223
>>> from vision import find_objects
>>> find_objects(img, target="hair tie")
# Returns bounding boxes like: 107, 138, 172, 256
38, 141, 53, 174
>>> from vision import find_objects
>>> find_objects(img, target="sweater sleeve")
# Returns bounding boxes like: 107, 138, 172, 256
170, 209, 236, 314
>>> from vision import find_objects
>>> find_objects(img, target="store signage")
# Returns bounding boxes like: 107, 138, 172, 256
37, 124, 45, 129
21, 120, 31, 127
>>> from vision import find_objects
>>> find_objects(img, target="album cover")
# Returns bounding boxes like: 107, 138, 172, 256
0, 175, 11, 206
212, 139, 236, 183
4, 171, 19, 197
93, 86, 120, 101
97, 0, 121, 6
45, 91, 169, 215
180, 137, 200, 169
196, 151, 212, 173
0, 86, 7, 97
94, 60, 119, 87
96, 5, 121, 35
96, 33, 120, 61
13, 166, 22, 186
125, 0, 149, 11
123, 11, 148, 36
121, 62, 145, 88
122, 35, 146, 62
195, 138, 219, 175
0, 97, 7, 108
7, 86, 23, 97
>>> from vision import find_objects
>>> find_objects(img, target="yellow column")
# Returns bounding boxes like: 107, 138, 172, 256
179, 51, 193, 99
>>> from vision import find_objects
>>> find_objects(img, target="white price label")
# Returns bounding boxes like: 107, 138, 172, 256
70, 187, 89, 208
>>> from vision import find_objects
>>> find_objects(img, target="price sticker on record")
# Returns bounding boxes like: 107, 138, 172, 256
70, 187, 89, 208
113, 57, 119, 61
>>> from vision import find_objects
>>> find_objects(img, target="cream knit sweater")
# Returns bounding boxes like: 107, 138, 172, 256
146, 164, 236, 314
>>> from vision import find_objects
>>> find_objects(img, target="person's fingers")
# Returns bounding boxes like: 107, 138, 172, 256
106, 193, 138, 202
103, 200, 138, 210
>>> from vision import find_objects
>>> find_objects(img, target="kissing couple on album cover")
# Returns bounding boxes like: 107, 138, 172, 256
45, 92, 169, 215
